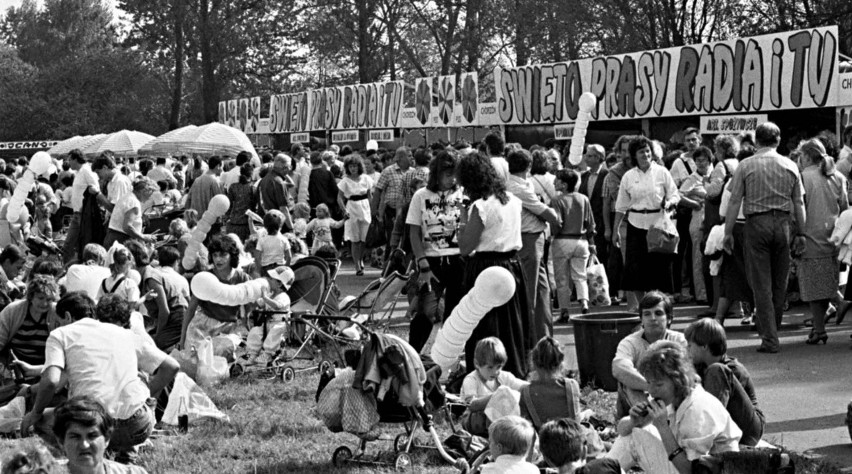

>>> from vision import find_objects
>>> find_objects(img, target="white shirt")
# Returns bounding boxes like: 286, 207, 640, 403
147, 165, 176, 185
670, 155, 697, 187
405, 188, 464, 257
108, 172, 133, 205
669, 385, 742, 460
258, 233, 291, 267
472, 194, 522, 253
220, 166, 241, 190
490, 156, 510, 182
615, 163, 680, 230
44, 318, 166, 420
480, 454, 539, 474
109, 194, 142, 234
71, 163, 99, 212
460, 370, 528, 403
61, 264, 112, 301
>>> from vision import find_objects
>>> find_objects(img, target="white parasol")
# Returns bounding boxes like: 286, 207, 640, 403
138, 125, 198, 156
82, 130, 156, 157
47, 134, 107, 157
157, 122, 258, 159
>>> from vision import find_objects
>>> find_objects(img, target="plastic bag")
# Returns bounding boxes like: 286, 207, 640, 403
170, 347, 199, 381
0, 396, 25, 433
162, 373, 229, 425
647, 212, 679, 254
484, 385, 520, 422
587, 255, 611, 306
196, 337, 229, 387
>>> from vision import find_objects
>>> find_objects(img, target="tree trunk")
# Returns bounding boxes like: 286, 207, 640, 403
465, 0, 480, 71
168, 0, 185, 130
199, 0, 218, 123
357, 0, 371, 83
515, 0, 528, 65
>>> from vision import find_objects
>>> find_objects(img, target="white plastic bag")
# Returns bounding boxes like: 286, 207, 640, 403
647, 212, 679, 254
196, 337, 229, 387
0, 396, 25, 433
587, 255, 611, 306
484, 385, 520, 422
170, 346, 199, 380
162, 373, 230, 425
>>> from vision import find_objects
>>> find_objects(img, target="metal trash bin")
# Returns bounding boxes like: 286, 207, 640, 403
571, 312, 640, 391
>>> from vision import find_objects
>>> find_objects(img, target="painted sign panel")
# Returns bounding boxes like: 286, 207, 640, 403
495, 27, 839, 124
290, 133, 310, 143
454, 72, 479, 127
554, 124, 575, 140
436, 75, 456, 126
700, 114, 768, 134
331, 130, 360, 143
218, 102, 227, 124
0, 141, 59, 150
368, 129, 394, 141
839, 72, 852, 107
414, 78, 432, 127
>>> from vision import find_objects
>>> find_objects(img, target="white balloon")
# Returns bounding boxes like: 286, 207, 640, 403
6, 170, 36, 223
430, 267, 516, 373
28, 152, 53, 176
366, 140, 378, 151
182, 196, 231, 271
191, 271, 269, 305
578, 92, 597, 113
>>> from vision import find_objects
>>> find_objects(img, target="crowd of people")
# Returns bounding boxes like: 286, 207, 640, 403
0, 120, 847, 472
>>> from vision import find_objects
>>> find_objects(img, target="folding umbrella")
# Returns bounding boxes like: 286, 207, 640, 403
83, 130, 156, 157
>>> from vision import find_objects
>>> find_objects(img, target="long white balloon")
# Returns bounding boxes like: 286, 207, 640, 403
182, 194, 230, 271
430, 266, 516, 373
567, 92, 598, 166
5, 151, 52, 224
191, 271, 269, 305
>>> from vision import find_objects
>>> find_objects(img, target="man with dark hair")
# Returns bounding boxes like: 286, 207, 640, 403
579, 144, 609, 285
540, 418, 621, 473
63, 149, 109, 263
401, 148, 431, 205
373, 146, 412, 254
186, 155, 224, 215
22, 292, 179, 463
308, 151, 339, 219
506, 149, 559, 341
221, 151, 252, 190
53, 396, 149, 473
92, 154, 131, 208
146, 156, 177, 187
723, 121, 806, 353
685, 318, 764, 446
601, 135, 636, 309
0, 245, 26, 298
483, 131, 509, 181
669, 127, 702, 303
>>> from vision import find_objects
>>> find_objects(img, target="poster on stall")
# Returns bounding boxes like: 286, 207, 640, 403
494, 26, 839, 124
453, 72, 479, 127
436, 75, 456, 126
218, 102, 227, 124
227, 100, 238, 129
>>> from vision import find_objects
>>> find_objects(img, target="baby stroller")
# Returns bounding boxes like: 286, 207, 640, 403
339, 270, 410, 332
320, 331, 469, 472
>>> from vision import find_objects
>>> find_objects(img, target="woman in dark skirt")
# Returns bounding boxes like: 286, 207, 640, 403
457, 151, 531, 378
613, 137, 680, 304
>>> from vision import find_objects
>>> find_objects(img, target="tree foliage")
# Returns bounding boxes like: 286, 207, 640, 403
0, 0, 850, 140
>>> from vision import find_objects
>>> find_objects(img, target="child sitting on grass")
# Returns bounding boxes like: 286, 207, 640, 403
460, 337, 529, 435
243, 265, 295, 366
539, 418, 622, 474
255, 210, 292, 273
306, 204, 345, 255
685, 318, 765, 447
481, 415, 538, 474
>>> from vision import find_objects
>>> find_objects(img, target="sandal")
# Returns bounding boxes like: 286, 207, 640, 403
805, 330, 828, 345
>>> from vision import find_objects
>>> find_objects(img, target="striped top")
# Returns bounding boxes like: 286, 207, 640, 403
727, 148, 804, 216
8, 306, 50, 365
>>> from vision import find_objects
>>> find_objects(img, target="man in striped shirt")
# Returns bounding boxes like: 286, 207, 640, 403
723, 122, 806, 354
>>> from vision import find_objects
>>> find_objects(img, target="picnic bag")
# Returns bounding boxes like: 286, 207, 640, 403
647, 211, 679, 254
587, 255, 611, 306
365, 219, 386, 249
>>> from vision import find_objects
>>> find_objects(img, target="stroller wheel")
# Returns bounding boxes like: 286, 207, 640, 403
331, 446, 353, 467
229, 364, 244, 378
393, 453, 412, 472
318, 359, 334, 374
280, 366, 296, 383
393, 433, 409, 453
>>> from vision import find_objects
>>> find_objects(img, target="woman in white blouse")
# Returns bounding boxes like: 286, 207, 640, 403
337, 154, 373, 276
613, 137, 680, 304
607, 341, 741, 473
457, 152, 531, 378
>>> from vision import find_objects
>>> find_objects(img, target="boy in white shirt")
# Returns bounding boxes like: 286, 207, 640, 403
481, 416, 539, 474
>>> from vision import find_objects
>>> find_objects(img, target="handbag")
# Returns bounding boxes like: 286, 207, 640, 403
586, 255, 611, 306
406, 272, 445, 324
365, 219, 386, 249
647, 211, 680, 254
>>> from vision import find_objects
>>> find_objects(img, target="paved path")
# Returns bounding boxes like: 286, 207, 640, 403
332, 261, 852, 471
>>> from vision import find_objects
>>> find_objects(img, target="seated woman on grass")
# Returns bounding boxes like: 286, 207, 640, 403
606, 341, 741, 474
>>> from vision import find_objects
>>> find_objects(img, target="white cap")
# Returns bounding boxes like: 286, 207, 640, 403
266, 265, 295, 289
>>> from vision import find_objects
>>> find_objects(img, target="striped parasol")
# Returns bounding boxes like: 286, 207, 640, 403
47, 134, 107, 157
138, 125, 198, 156
155, 122, 258, 159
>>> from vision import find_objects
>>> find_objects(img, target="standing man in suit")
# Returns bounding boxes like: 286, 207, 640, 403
579, 144, 609, 286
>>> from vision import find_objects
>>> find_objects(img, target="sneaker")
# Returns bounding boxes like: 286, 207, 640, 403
254, 352, 274, 366
740, 315, 754, 326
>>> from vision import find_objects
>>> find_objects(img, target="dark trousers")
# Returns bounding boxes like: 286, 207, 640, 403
673, 209, 693, 295
62, 212, 82, 264
409, 255, 465, 352
606, 213, 623, 292
592, 231, 612, 296
743, 212, 792, 350
518, 232, 551, 343
382, 207, 397, 261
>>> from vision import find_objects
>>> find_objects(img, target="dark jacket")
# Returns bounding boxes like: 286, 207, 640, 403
579, 168, 608, 237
